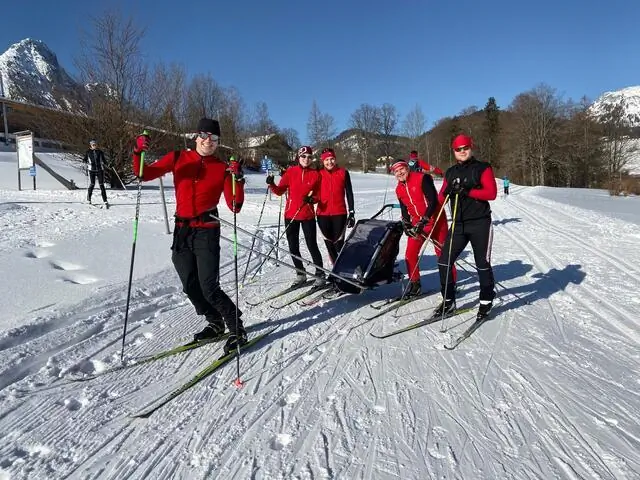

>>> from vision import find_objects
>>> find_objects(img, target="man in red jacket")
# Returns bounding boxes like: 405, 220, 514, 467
267, 146, 324, 287
132, 118, 247, 353
435, 134, 497, 320
408, 150, 444, 177
392, 159, 455, 297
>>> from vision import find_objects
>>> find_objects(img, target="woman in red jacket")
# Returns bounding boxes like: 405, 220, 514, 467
392, 159, 456, 297
267, 146, 324, 287
316, 148, 355, 265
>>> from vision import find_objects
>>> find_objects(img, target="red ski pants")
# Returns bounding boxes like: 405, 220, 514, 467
405, 217, 457, 283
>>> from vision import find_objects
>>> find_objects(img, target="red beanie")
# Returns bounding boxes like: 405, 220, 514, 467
452, 135, 473, 150
409, 151, 418, 160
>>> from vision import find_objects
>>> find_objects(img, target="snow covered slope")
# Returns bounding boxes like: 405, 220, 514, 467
0, 161, 638, 479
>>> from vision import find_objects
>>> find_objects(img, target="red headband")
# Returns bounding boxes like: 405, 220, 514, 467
321, 151, 336, 161
390, 161, 409, 172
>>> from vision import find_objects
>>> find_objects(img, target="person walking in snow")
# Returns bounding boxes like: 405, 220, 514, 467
503, 176, 510, 197
131, 118, 247, 352
83, 139, 109, 208
434, 134, 497, 320
267, 146, 325, 287
392, 159, 455, 297
407, 150, 444, 177
316, 148, 355, 265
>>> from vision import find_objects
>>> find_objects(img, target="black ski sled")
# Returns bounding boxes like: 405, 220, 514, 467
331, 204, 403, 294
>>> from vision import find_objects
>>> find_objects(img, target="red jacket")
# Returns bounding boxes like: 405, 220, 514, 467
396, 172, 444, 231
269, 165, 320, 220
316, 167, 354, 216
418, 160, 444, 177
133, 150, 243, 226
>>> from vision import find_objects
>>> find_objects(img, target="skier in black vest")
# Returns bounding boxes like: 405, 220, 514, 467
434, 134, 497, 320
83, 139, 109, 208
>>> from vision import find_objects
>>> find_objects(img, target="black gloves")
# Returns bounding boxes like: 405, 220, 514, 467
445, 177, 469, 196
402, 219, 417, 238
266, 175, 275, 185
303, 195, 315, 204
347, 212, 355, 228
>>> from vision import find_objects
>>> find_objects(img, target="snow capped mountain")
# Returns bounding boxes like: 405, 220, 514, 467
0, 38, 85, 112
590, 85, 640, 126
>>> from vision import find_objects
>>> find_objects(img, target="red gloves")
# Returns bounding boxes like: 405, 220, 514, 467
134, 134, 150, 154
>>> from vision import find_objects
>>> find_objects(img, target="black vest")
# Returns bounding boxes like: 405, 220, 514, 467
444, 157, 492, 222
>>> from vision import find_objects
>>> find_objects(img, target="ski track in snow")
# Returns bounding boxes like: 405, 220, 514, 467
0, 175, 639, 479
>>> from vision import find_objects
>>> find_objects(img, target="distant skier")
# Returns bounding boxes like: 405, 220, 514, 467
267, 146, 325, 287
316, 148, 355, 265
391, 159, 455, 297
503, 176, 510, 197
83, 140, 109, 208
131, 118, 247, 353
435, 134, 497, 320
408, 150, 444, 177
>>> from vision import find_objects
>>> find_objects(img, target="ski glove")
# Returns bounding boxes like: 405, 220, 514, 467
134, 134, 150, 154
402, 220, 417, 238
228, 159, 243, 181
415, 216, 429, 232
445, 178, 468, 196
303, 195, 315, 204
266, 174, 275, 185
347, 212, 355, 228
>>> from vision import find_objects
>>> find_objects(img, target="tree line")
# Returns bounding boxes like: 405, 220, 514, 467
24, 10, 640, 194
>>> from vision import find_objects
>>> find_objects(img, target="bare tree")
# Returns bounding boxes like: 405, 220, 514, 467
378, 103, 399, 167
402, 104, 426, 150
68, 9, 148, 187
350, 103, 381, 172
218, 86, 249, 155
596, 97, 640, 192
250, 101, 278, 136
184, 73, 225, 126
509, 84, 562, 185
307, 100, 336, 149
280, 127, 300, 151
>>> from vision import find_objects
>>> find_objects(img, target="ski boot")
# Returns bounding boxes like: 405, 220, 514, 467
433, 299, 456, 318
224, 328, 248, 355
193, 321, 225, 342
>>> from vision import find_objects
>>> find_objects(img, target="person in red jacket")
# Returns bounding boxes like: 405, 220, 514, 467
267, 146, 324, 287
132, 118, 247, 353
408, 150, 444, 177
435, 134, 497, 321
316, 148, 355, 265
391, 159, 456, 297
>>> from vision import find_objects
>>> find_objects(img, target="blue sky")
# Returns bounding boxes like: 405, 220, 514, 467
2, 0, 639, 143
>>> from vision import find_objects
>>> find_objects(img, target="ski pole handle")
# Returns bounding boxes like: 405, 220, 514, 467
137, 130, 150, 178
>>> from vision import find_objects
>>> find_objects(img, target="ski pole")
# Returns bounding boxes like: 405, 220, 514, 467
440, 193, 459, 332
247, 200, 305, 283
401, 195, 450, 299
120, 130, 149, 362
241, 184, 270, 284
214, 217, 363, 290
231, 172, 244, 388
275, 194, 283, 266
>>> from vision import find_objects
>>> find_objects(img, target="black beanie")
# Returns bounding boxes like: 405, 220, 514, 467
196, 118, 221, 136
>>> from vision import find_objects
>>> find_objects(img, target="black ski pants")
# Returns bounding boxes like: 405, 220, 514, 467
317, 214, 347, 264
88, 170, 108, 202
438, 217, 495, 302
171, 224, 243, 333
284, 218, 324, 275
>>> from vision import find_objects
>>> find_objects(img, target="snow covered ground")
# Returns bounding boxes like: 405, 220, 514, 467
0, 151, 639, 479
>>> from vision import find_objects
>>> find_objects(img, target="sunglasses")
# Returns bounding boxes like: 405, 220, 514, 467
196, 132, 219, 141
454, 146, 470, 152
299, 154, 312, 159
